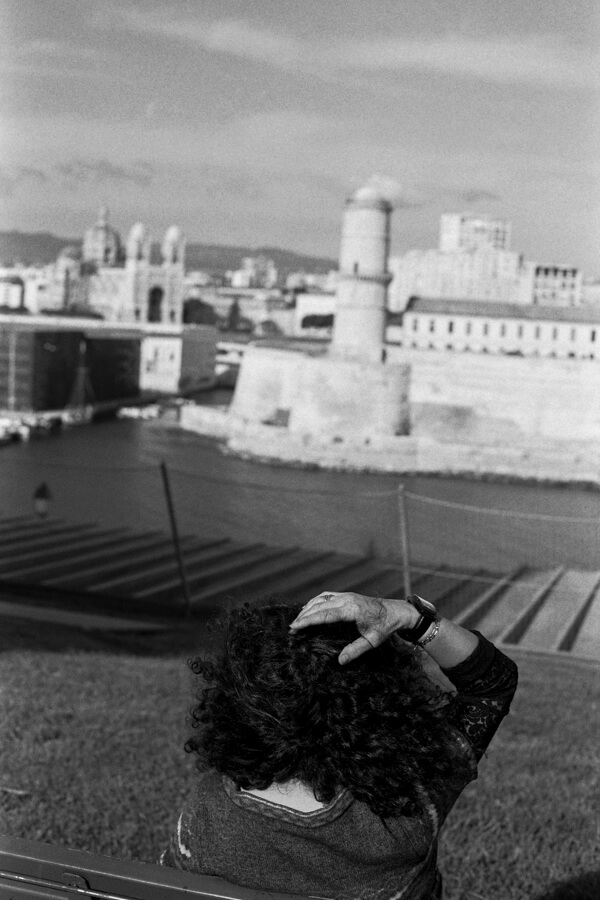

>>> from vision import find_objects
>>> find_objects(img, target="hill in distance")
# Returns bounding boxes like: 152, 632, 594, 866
0, 230, 337, 281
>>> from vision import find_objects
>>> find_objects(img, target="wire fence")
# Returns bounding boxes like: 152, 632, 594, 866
4, 442, 600, 583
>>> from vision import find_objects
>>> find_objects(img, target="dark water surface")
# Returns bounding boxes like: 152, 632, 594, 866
2, 407, 600, 572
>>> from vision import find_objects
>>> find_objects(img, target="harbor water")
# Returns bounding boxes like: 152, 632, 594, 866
2, 394, 600, 574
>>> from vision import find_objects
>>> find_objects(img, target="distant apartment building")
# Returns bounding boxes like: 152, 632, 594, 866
388, 248, 534, 311
285, 270, 339, 293
184, 270, 215, 297
388, 211, 533, 311
227, 256, 278, 289
439, 213, 511, 252
532, 264, 582, 307
0, 313, 217, 411
0, 276, 24, 309
293, 292, 336, 336
190, 286, 294, 335
0, 265, 53, 313
392, 297, 600, 360
582, 278, 600, 306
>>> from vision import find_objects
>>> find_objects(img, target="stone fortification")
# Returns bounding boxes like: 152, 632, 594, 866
220, 180, 410, 444
180, 406, 600, 486
386, 348, 600, 443
230, 345, 410, 441
178, 181, 600, 485
179, 400, 600, 485
179, 344, 600, 485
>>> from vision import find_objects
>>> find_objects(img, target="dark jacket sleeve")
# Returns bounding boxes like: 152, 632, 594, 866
441, 631, 519, 761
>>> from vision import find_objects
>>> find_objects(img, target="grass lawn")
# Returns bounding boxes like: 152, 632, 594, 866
0, 616, 599, 900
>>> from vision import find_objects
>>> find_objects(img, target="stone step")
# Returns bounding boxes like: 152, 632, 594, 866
0, 522, 99, 553
497, 567, 565, 645
1, 513, 598, 660
562, 586, 600, 660
310, 558, 400, 597
0, 526, 131, 570
95, 539, 242, 594
0, 517, 70, 537
339, 564, 406, 599
132, 544, 298, 600
43, 536, 204, 589
3, 532, 165, 581
518, 570, 600, 652
77, 538, 230, 592
270, 554, 386, 606
434, 572, 497, 621
0, 515, 41, 528
475, 569, 562, 641
187, 549, 356, 608
454, 567, 525, 630
411, 569, 484, 610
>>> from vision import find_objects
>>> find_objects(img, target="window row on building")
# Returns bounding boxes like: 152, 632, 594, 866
392, 298, 600, 360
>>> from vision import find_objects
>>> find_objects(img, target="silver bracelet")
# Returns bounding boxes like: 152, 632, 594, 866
417, 617, 441, 647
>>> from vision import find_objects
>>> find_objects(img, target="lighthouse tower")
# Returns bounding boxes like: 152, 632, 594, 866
331, 184, 393, 364
229, 180, 410, 442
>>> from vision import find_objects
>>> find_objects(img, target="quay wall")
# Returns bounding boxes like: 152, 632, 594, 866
230, 346, 410, 439
179, 404, 600, 486
387, 347, 600, 443
180, 348, 600, 484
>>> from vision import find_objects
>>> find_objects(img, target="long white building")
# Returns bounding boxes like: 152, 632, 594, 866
391, 297, 600, 360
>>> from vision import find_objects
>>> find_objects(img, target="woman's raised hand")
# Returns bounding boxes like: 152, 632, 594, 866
289, 591, 421, 665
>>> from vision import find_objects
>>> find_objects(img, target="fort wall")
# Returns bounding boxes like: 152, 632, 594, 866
385, 348, 600, 443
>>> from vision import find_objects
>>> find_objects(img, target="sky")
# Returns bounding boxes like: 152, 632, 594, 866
1, 0, 599, 273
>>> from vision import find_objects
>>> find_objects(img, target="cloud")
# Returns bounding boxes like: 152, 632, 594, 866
330, 34, 600, 90
0, 158, 155, 198
119, 11, 305, 70
112, 12, 600, 90
0, 165, 48, 198
15, 39, 99, 62
54, 159, 154, 188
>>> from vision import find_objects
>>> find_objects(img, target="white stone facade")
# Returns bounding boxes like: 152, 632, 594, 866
228, 256, 278, 289
388, 248, 534, 312
439, 213, 511, 252
532, 264, 582, 307
294, 292, 336, 336
41, 210, 186, 324
139, 334, 183, 393
397, 297, 600, 360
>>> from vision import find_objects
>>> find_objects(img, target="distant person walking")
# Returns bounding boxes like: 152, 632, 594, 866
162, 591, 518, 900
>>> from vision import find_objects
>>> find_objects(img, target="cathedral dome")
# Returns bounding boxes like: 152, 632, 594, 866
58, 244, 82, 261
82, 206, 122, 266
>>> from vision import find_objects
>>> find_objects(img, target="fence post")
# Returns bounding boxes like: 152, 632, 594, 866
397, 485, 412, 598
160, 460, 192, 617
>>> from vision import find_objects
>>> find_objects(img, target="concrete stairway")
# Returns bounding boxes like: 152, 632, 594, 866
0, 516, 599, 661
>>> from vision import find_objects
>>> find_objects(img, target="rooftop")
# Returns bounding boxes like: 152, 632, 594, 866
402, 297, 600, 325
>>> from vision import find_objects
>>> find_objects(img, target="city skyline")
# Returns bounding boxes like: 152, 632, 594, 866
1, 1, 599, 273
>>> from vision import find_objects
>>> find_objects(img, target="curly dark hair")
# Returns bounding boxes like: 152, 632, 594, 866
185, 600, 471, 818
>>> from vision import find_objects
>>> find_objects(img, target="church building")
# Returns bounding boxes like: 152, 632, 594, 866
48, 207, 186, 325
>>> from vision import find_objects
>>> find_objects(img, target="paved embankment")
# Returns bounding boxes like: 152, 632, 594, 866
1, 515, 598, 661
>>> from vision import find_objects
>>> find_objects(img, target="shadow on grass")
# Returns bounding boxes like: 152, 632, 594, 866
533, 871, 600, 900
0, 615, 217, 657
